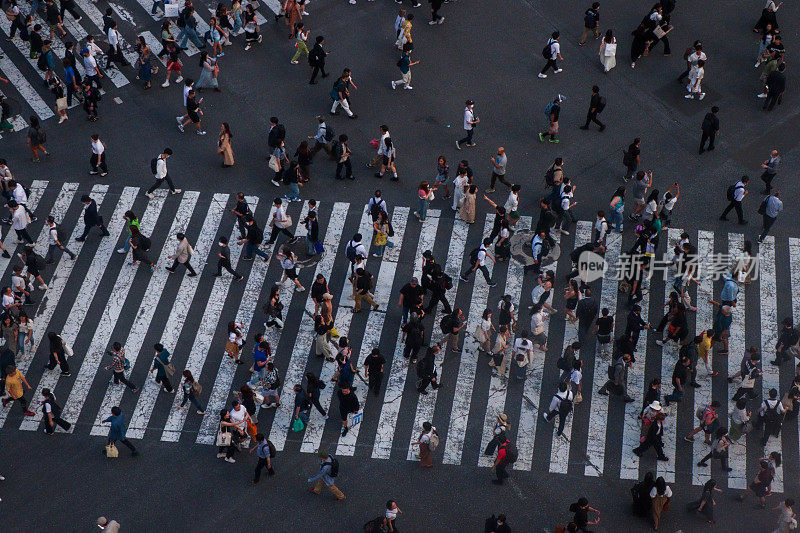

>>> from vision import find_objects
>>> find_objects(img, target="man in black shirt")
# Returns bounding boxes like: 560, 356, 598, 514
402, 312, 425, 363
363, 348, 386, 396
624, 304, 648, 352
267, 116, 286, 150
178, 89, 205, 135
398, 277, 424, 325
575, 287, 598, 343
337, 384, 359, 436
579, 2, 600, 45
213, 236, 243, 280
425, 267, 452, 315
771, 317, 799, 365
580, 85, 605, 131
311, 274, 329, 315
764, 63, 787, 111
699, 106, 719, 154
594, 307, 613, 356
230, 192, 250, 240
305, 210, 320, 256
416, 345, 441, 393
354, 268, 378, 312
238, 216, 270, 262
663, 355, 691, 406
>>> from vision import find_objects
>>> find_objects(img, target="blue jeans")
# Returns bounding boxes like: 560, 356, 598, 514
178, 27, 204, 49
306, 235, 317, 256
609, 210, 623, 232
286, 182, 300, 201
417, 197, 429, 221
180, 392, 205, 411
232, 12, 242, 32
373, 243, 386, 257
664, 387, 683, 403
121, 235, 131, 252
248, 366, 266, 386
17, 331, 27, 356
401, 306, 411, 325
245, 242, 270, 261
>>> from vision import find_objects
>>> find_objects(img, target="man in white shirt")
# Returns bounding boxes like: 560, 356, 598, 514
460, 237, 496, 286
538, 30, 564, 78
345, 233, 367, 275
455, 99, 479, 149
45, 215, 76, 262
544, 381, 573, 435
9, 180, 35, 220
9, 201, 33, 244
368, 125, 390, 168
720, 175, 749, 225
366, 191, 388, 221
106, 21, 128, 68
145, 148, 182, 198
266, 198, 298, 245
81, 47, 103, 90
594, 210, 608, 246
89, 133, 108, 176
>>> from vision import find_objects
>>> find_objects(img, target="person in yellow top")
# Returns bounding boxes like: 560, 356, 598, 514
695, 329, 716, 377
2, 365, 34, 416
395, 13, 414, 49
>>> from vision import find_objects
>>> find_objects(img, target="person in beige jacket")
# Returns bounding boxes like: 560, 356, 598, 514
166, 232, 197, 276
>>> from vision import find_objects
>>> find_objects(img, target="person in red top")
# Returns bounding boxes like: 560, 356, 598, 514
492, 439, 511, 485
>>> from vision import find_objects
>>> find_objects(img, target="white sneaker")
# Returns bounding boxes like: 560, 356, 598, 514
302, 10, 309, 14
403, 85, 413, 90
290, 60, 298, 64
146, 192, 155, 199
755, 61, 761, 68
559, 228, 569, 235
225, 457, 235, 463
216, 453, 226, 458
438, 16, 444, 23
391, 80, 396, 89
175, 116, 183, 123
175, 76, 184, 83
116, 248, 127, 254
39, 284, 48, 290
428, 20, 437, 25
196, 130, 207, 135
698, 92, 706, 100
349, 0, 356, 3
757, 92, 768, 98
538, 73, 547, 78
554, 68, 563, 73
161, 80, 170, 88
684, 94, 693, 99
171, 188, 183, 194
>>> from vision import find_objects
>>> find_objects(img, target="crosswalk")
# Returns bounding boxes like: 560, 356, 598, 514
0, 0, 284, 125
1, 181, 799, 491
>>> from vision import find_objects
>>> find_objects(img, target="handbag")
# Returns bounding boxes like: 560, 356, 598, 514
653, 26, 667, 39
59, 335, 74, 357
291, 417, 305, 432
164, 361, 176, 377
574, 391, 583, 405
603, 42, 617, 56
105, 442, 119, 458
164, 2, 180, 17
268, 154, 281, 172
216, 430, 233, 446
280, 215, 293, 229
246, 420, 258, 439
56, 97, 67, 111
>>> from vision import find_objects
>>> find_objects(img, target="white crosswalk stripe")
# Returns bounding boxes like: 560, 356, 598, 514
4, 182, 800, 493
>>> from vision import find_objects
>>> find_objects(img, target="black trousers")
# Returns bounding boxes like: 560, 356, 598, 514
111, 438, 137, 453
216, 257, 240, 277
489, 172, 512, 189
155, 373, 174, 392
147, 175, 177, 194
699, 450, 728, 468
368, 372, 382, 396
236, 217, 247, 239
457, 128, 474, 147
45, 414, 72, 433
47, 353, 70, 373
267, 224, 294, 244
484, 432, 506, 455
403, 342, 422, 361
633, 437, 666, 458
253, 457, 274, 482
699, 130, 715, 152
495, 463, 509, 483
540, 58, 558, 74
113, 370, 137, 390
59, 1, 80, 19
763, 92, 782, 111
335, 159, 353, 179
15, 228, 34, 243
732, 386, 756, 402
78, 221, 109, 240
309, 63, 327, 83
583, 110, 604, 128
425, 290, 452, 314
169, 258, 196, 276
761, 170, 777, 193
309, 393, 326, 416
91, 152, 108, 172
720, 200, 744, 223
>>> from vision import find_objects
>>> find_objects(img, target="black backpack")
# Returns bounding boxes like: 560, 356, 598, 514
150, 157, 158, 175
764, 399, 781, 424
55, 224, 67, 242
141, 235, 152, 251
324, 456, 339, 477
544, 165, 556, 186
323, 125, 335, 142
501, 442, 518, 463
541, 41, 553, 59
369, 199, 384, 220
726, 184, 742, 201
345, 241, 357, 263
596, 96, 606, 113
558, 393, 573, 417
469, 247, 481, 265
441, 273, 453, 291
268, 439, 277, 458
440, 315, 453, 334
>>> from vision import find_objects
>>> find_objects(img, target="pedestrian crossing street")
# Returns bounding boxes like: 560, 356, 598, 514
0, 0, 282, 125
2, 181, 800, 492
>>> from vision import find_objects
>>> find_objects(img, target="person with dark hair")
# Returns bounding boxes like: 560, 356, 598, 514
580, 85, 605, 131
539, 31, 563, 78
166, 233, 197, 276
41, 387, 71, 433
333, 134, 354, 180
697, 427, 732, 471
102, 405, 138, 456
75, 194, 110, 242
569, 497, 600, 531
308, 35, 328, 84
699, 106, 719, 153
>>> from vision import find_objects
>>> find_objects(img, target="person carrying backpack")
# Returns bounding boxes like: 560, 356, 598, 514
491, 439, 517, 485
719, 175, 748, 225
580, 84, 606, 131
411, 421, 438, 467
308, 451, 345, 500
538, 30, 564, 78
758, 388, 785, 447
460, 237, 497, 286
250, 433, 275, 484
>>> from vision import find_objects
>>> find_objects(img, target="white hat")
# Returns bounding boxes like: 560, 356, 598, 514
648, 401, 662, 411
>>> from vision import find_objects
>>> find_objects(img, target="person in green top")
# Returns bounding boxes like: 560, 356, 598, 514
391, 42, 419, 90
117, 210, 140, 254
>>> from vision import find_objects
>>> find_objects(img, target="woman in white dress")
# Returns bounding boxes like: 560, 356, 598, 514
452, 170, 469, 212
473, 308, 494, 353
599, 29, 617, 72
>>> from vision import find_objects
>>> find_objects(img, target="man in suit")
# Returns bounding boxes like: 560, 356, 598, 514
764, 63, 786, 111
575, 287, 598, 343
76, 194, 110, 241
699, 105, 719, 154
308, 35, 328, 85
267, 117, 286, 151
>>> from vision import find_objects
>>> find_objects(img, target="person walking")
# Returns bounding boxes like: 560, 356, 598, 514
179, 370, 205, 414
329, 69, 357, 118
354, 268, 379, 313
146, 148, 182, 198
538, 31, 564, 78
266, 198, 297, 245
249, 433, 275, 484
333, 134, 354, 180
429, 0, 444, 24
102, 406, 138, 457
623, 138, 641, 182
460, 237, 496, 286
213, 236, 243, 280
391, 43, 419, 90
44, 216, 75, 262
487, 147, 510, 193
579, 3, 600, 46
89, 134, 109, 176
26, 116, 49, 162
580, 85, 606, 131
633, 411, 668, 460
544, 381, 573, 436
760, 149, 781, 193
411, 422, 437, 467
239, 216, 271, 263
491, 438, 514, 484
40, 387, 71, 433
178, 89, 206, 135
696, 427, 732, 471
2, 365, 35, 415
599, 29, 617, 72
758, 191, 783, 242
308, 35, 328, 84
538, 96, 563, 143
308, 451, 345, 500
416, 345, 441, 393
75, 195, 110, 242
150, 343, 175, 393
650, 477, 672, 530
364, 348, 386, 397
720, 175, 749, 224
763, 63, 786, 111
455, 99, 479, 149
687, 479, 720, 524
698, 106, 719, 154
217, 123, 234, 167
772, 499, 796, 533
105, 342, 138, 392
166, 233, 197, 276
758, 388, 784, 447
598, 352, 634, 402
